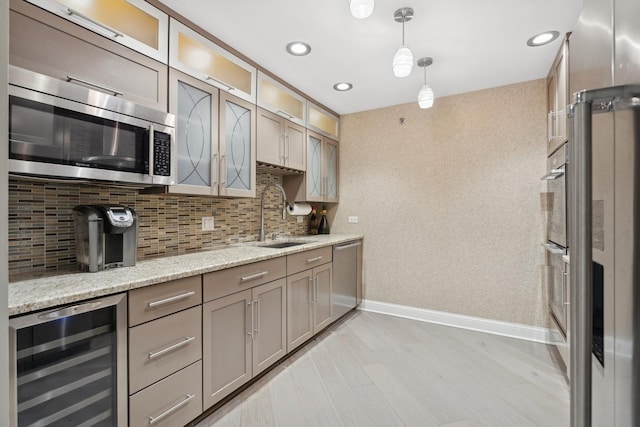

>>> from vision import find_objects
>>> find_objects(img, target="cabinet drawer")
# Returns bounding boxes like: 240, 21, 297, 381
9, 1, 168, 110
287, 246, 332, 275
130, 361, 202, 427
203, 257, 286, 302
129, 275, 202, 326
129, 306, 202, 394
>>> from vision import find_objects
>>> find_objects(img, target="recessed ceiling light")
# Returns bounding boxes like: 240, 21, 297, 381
286, 41, 311, 56
527, 31, 560, 47
333, 82, 353, 91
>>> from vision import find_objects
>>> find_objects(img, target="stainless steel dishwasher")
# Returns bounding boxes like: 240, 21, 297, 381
332, 240, 362, 320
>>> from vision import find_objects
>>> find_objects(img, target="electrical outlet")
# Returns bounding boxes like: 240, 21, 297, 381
202, 216, 215, 231
296, 216, 304, 223
348, 216, 359, 224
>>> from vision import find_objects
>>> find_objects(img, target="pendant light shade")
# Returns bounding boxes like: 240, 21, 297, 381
392, 8, 414, 78
418, 84, 434, 109
393, 46, 413, 78
349, 0, 374, 19
417, 57, 435, 109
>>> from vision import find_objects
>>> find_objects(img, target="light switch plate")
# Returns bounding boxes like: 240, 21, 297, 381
202, 216, 215, 231
348, 216, 359, 224
297, 216, 304, 223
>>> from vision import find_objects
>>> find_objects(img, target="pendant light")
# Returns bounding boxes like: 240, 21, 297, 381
393, 7, 414, 78
417, 57, 434, 109
349, 0, 374, 19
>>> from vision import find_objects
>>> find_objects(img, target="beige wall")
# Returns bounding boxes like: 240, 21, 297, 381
332, 79, 548, 327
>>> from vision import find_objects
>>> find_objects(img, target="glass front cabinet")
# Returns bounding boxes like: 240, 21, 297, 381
219, 91, 256, 198
24, 0, 169, 63
307, 102, 340, 141
169, 18, 256, 104
284, 130, 338, 203
169, 69, 255, 198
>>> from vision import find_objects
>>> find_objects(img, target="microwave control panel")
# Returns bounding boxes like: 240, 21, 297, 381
153, 131, 172, 176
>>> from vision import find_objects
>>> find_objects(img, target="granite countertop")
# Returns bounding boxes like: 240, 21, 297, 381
8, 234, 363, 316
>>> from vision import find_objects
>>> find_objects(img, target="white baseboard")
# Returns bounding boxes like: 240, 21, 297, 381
359, 299, 553, 344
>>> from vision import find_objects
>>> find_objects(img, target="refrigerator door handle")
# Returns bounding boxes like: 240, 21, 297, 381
569, 91, 593, 427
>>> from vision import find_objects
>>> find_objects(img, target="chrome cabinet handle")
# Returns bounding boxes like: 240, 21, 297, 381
247, 300, 254, 338
313, 276, 318, 302
306, 256, 323, 264
277, 110, 294, 120
322, 176, 327, 198
240, 271, 269, 282
148, 394, 196, 425
148, 336, 196, 360
334, 241, 362, 251
66, 8, 123, 38
255, 299, 260, 335
542, 242, 565, 254
148, 291, 196, 308
212, 152, 219, 187
219, 154, 227, 188
206, 75, 235, 92
541, 166, 566, 180
280, 135, 286, 163
66, 75, 123, 96
285, 135, 290, 161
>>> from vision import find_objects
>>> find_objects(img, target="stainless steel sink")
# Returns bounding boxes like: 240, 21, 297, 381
260, 241, 309, 249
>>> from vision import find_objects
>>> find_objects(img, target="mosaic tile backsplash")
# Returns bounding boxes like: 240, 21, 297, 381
9, 172, 308, 279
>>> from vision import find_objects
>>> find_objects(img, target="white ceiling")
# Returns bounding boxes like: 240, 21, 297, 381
159, 0, 583, 115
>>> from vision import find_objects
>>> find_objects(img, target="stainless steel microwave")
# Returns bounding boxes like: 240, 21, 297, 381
8, 66, 175, 186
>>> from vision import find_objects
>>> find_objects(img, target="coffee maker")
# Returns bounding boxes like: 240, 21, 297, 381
72, 205, 138, 272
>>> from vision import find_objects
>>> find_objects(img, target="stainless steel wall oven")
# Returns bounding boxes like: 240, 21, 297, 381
9, 294, 127, 427
542, 143, 569, 369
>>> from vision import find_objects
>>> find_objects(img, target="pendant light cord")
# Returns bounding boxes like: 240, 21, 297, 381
401, 10, 406, 44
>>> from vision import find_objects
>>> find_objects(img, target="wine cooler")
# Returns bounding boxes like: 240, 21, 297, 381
9, 294, 127, 427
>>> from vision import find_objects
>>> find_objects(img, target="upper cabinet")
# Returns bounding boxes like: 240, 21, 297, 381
283, 130, 338, 203
257, 71, 306, 126
168, 69, 220, 196
219, 91, 257, 198
23, 0, 168, 63
307, 102, 340, 141
257, 108, 306, 172
547, 35, 569, 156
9, 0, 168, 110
168, 69, 255, 198
169, 18, 257, 104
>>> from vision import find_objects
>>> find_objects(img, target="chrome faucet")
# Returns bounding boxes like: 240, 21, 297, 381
260, 183, 288, 242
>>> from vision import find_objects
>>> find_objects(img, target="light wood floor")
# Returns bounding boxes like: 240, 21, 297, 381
196, 310, 569, 427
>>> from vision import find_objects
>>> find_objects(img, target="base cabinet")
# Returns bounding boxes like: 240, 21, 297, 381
287, 263, 332, 352
203, 278, 286, 408
129, 361, 202, 427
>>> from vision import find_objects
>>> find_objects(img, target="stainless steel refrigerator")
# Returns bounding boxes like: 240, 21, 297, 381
569, 0, 640, 425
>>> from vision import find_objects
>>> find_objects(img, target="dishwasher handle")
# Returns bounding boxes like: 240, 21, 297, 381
334, 241, 362, 251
